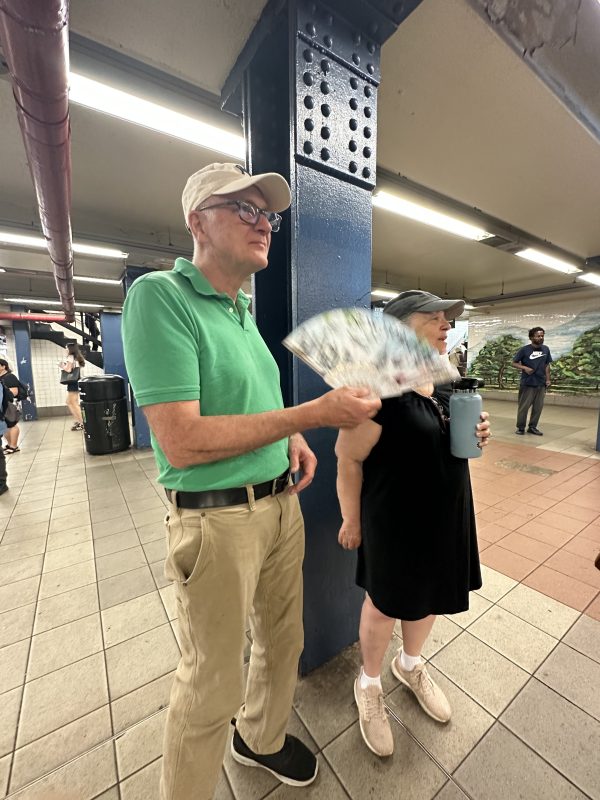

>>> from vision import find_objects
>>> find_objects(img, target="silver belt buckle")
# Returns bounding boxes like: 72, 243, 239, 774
271, 477, 278, 496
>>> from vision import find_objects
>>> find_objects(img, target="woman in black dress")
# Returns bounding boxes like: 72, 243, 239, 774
335, 290, 490, 758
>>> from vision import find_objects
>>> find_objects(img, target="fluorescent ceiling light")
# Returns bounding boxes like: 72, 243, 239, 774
515, 248, 581, 275
0, 268, 5, 273
4, 297, 102, 308
74, 275, 122, 285
69, 73, 245, 159
372, 191, 493, 241
0, 231, 128, 259
371, 288, 399, 299
579, 272, 600, 287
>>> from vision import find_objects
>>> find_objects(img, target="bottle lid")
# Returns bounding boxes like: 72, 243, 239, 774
452, 377, 482, 392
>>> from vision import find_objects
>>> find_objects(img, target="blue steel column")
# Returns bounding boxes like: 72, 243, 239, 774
121, 267, 152, 448
10, 306, 37, 421
240, 0, 423, 672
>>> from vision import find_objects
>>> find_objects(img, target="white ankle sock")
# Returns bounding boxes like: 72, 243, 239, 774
399, 649, 422, 672
360, 667, 382, 690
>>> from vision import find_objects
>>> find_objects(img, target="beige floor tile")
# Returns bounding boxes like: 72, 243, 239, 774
142, 538, 166, 564
136, 522, 165, 544
50, 500, 90, 522
116, 708, 167, 780
8, 740, 116, 800
111, 671, 175, 734
502, 678, 600, 798
52, 491, 90, 508
126, 495, 165, 515
90, 503, 130, 524
42, 540, 95, 572
12, 497, 53, 516
0, 553, 43, 585
98, 566, 156, 610
435, 781, 470, 799
323, 717, 446, 800
94, 529, 140, 558
431, 632, 529, 717
27, 613, 103, 681
92, 517, 136, 540
536, 643, 600, 721
102, 590, 167, 648
159, 584, 178, 621
468, 606, 558, 673
387, 665, 494, 772
93, 787, 120, 799
6, 508, 50, 530
46, 525, 92, 551
0, 537, 46, 565
0, 685, 21, 757
132, 508, 167, 528
498, 583, 581, 638
446, 592, 492, 629
119, 756, 161, 800
0, 638, 29, 694
48, 513, 91, 535
34, 583, 99, 635
454, 722, 587, 800
150, 560, 170, 589
0, 753, 9, 798
0, 602, 35, 649
10, 705, 112, 791
563, 614, 600, 663
38, 559, 96, 600
475, 564, 518, 602
96, 546, 148, 581
17, 652, 108, 747
0, 522, 49, 545
105, 622, 180, 700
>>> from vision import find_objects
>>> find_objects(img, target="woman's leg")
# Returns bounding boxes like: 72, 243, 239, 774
354, 594, 396, 757
5, 424, 18, 448
360, 594, 396, 677
393, 615, 451, 723
66, 391, 83, 423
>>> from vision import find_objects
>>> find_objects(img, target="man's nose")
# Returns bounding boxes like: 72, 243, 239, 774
254, 212, 271, 234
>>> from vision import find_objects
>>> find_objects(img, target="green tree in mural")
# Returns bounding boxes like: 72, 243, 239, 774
551, 325, 600, 391
470, 334, 524, 389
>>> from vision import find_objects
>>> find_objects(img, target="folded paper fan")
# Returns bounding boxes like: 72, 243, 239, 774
283, 308, 459, 397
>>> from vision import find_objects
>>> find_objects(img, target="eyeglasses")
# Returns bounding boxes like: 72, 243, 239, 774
194, 200, 282, 233
429, 396, 449, 432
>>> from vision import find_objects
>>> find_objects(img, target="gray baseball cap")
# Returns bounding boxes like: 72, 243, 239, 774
383, 290, 465, 321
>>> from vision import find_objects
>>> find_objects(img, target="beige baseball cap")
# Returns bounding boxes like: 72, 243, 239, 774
181, 163, 291, 225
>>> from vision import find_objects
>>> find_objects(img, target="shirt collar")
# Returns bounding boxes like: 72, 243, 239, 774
173, 257, 250, 308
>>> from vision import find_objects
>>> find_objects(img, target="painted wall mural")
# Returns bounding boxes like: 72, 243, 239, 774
467, 294, 600, 395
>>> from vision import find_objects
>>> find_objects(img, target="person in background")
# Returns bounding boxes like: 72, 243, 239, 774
0, 380, 10, 492
122, 162, 380, 800
60, 343, 85, 431
0, 358, 22, 453
512, 326, 552, 436
335, 290, 490, 758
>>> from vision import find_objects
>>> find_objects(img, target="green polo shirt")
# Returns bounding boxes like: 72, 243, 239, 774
122, 257, 289, 491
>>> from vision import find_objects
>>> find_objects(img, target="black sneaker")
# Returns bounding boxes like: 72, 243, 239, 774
231, 727, 318, 787
515, 429, 525, 435
0, 485, 8, 496
528, 427, 543, 436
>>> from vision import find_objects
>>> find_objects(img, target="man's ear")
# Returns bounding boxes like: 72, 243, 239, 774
188, 211, 210, 243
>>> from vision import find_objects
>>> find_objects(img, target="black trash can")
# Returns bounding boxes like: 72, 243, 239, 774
79, 375, 131, 455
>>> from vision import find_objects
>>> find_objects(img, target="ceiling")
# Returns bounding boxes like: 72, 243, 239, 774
0, 0, 599, 314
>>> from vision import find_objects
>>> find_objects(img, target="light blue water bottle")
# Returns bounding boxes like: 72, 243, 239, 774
449, 378, 484, 459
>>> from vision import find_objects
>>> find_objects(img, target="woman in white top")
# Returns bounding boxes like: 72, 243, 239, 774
60, 343, 85, 431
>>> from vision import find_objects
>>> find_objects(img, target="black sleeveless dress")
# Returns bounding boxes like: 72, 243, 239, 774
357, 388, 482, 620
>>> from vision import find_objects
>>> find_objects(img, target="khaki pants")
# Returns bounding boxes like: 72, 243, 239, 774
160, 488, 305, 800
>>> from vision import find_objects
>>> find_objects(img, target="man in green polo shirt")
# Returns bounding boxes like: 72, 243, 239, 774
122, 162, 380, 800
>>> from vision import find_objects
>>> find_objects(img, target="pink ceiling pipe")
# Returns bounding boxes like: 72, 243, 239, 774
0, 313, 67, 321
0, 0, 75, 321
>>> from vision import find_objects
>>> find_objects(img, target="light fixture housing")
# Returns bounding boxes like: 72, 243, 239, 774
73, 276, 122, 285
372, 191, 494, 241
515, 248, 581, 275
69, 73, 245, 159
0, 231, 128, 259
4, 298, 102, 308
371, 288, 399, 300
578, 272, 600, 287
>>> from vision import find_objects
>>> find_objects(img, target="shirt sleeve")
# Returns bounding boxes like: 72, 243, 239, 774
122, 274, 201, 407
546, 349, 553, 363
513, 347, 525, 363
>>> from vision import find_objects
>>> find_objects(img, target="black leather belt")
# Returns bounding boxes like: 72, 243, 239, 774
165, 470, 290, 509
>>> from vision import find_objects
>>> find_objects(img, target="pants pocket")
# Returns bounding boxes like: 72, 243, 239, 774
165, 509, 211, 585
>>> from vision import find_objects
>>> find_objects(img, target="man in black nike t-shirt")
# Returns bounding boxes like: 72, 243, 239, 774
512, 327, 552, 435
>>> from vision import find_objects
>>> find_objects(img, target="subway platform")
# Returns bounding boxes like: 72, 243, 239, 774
0, 399, 599, 799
